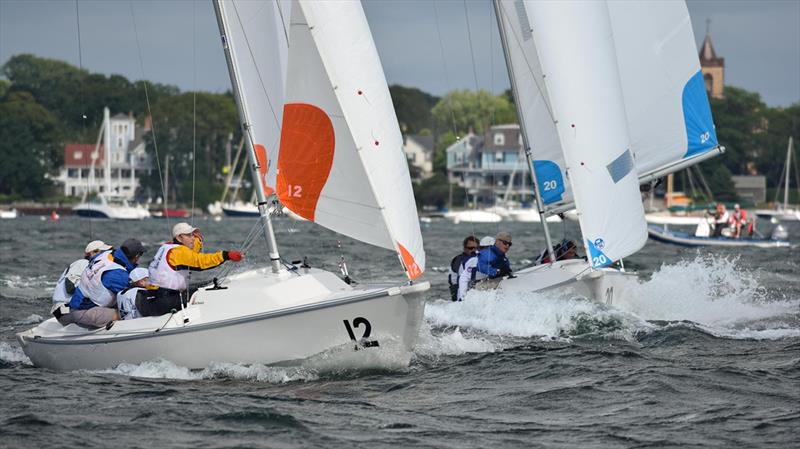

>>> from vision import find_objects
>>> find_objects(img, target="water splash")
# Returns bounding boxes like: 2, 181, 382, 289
0, 342, 32, 365
423, 255, 799, 343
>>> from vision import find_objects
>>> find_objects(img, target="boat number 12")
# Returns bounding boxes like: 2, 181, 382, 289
543, 180, 557, 191
343, 317, 380, 348
287, 184, 303, 198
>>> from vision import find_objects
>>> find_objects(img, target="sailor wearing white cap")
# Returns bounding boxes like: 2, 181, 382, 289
117, 267, 151, 320
51, 240, 113, 325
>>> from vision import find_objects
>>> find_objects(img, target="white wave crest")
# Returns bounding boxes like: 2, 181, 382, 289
0, 342, 33, 365
414, 321, 500, 357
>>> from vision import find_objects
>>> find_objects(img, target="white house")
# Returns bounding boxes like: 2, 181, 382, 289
402, 134, 434, 182
57, 110, 152, 199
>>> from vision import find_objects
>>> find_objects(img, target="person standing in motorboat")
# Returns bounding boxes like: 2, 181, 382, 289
712, 203, 730, 237
447, 235, 478, 301
477, 231, 513, 279
144, 222, 243, 317
457, 235, 495, 301
51, 240, 112, 325
729, 204, 751, 238
116, 267, 151, 320
66, 239, 145, 328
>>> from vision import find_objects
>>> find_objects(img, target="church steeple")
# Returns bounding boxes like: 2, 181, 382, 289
699, 19, 725, 99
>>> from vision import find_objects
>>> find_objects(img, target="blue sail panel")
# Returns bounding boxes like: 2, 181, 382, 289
533, 160, 565, 205
586, 238, 613, 268
682, 70, 718, 158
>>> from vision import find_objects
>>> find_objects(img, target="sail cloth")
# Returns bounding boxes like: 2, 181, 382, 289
278, 1, 425, 279
523, 1, 648, 266
498, 0, 718, 213
216, 0, 291, 196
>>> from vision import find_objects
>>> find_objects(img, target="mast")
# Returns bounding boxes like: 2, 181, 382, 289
103, 107, 111, 196
213, 0, 282, 273
784, 137, 792, 209
493, 0, 555, 262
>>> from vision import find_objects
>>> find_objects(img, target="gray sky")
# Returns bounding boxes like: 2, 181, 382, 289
1, 0, 798, 107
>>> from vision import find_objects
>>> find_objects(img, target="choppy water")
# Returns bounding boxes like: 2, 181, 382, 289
1, 216, 798, 448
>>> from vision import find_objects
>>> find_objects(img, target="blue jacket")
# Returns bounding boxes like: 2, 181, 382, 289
69, 248, 137, 310
477, 245, 511, 278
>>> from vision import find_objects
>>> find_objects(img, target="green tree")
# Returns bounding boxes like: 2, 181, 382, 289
0, 92, 64, 198
431, 89, 517, 136
389, 84, 439, 134
141, 91, 239, 208
412, 172, 465, 209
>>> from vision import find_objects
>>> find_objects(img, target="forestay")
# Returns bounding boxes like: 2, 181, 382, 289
278, 0, 425, 279
526, 1, 647, 267
500, 0, 719, 214
216, 0, 291, 195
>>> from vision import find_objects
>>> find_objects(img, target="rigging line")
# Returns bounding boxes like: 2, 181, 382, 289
496, 1, 557, 125
191, 0, 197, 226
75, 0, 93, 239
432, 0, 459, 139
462, 0, 482, 93
231, 2, 282, 131
128, 1, 169, 232
274, 0, 290, 46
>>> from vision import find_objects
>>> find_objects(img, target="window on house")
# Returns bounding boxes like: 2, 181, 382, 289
495, 151, 504, 162
68, 168, 78, 178
74, 151, 83, 160
494, 133, 505, 145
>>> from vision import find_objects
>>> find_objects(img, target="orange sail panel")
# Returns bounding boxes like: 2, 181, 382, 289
277, 103, 335, 221
397, 242, 423, 279
254, 144, 274, 196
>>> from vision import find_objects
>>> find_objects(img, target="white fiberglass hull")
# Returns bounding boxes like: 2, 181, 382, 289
753, 208, 800, 222
73, 202, 149, 220
17, 268, 428, 371
485, 259, 636, 305
0, 209, 18, 219
506, 208, 562, 223
645, 211, 708, 225
444, 210, 503, 224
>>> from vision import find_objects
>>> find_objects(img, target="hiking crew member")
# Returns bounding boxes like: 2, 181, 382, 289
66, 239, 145, 328
448, 236, 478, 301
51, 240, 112, 325
457, 236, 495, 301
477, 231, 513, 279
117, 267, 151, 321
143, 222, 242, 317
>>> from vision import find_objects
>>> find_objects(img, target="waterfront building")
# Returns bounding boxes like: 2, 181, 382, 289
699, 21, 725, 99
446, 124, 529, 205
402, 134, 434, 183
57, 111, 152, 199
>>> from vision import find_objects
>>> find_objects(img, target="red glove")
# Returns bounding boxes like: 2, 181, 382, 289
226, 250, 243, 262
192, 229, 204, 241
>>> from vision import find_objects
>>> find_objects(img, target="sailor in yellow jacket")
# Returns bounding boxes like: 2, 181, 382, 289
140, 222, 243, 317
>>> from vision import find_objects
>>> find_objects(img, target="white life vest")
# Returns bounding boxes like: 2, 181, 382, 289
457, 256, 487, 301
117, 287, 144, 320
52, 259, 88, 304
149, 243, 188, 291
78, 250, 125, 307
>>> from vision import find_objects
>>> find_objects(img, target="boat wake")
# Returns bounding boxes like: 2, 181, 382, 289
422, 255, 800, 350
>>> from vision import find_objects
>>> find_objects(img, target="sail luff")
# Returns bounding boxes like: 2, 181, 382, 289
214, 0, 285, 273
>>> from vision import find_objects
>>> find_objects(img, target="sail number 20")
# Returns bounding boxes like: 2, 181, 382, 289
543, 180, 558, 191
286, 184, 303, 198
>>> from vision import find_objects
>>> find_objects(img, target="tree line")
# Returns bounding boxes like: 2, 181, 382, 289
1, 54, 798, 208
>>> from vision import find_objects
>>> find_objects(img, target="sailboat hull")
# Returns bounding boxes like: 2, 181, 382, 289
17, 268, 428, 371
487, 259, 636, 305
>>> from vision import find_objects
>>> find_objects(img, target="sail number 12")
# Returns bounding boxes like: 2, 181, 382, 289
343, 317, 380, 348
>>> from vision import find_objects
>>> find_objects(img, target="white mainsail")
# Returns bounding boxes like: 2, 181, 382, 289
277, 1, 425, 279
499, 0, 720, 216
216, 0, 291, 196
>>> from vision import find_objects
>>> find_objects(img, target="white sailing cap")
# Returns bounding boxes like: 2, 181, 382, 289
479, 236, 495, 247
172, 222, 197, 238
129, 267, 150, 283
84, 240, 112, 254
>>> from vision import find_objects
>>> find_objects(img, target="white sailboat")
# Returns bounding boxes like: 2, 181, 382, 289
72, 107, 150, 220
489, 0, 723, 302
18, 0, 428, 371
754, 137, 800, 222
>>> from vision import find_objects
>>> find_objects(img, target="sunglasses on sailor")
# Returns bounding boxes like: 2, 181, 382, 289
465, 245, 478, 251
499, 239, 512, 247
